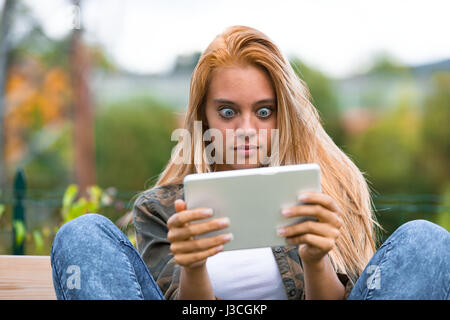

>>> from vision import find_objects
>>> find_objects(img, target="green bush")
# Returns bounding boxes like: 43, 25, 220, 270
346, 96, 425, 194
421, 73, 450, 192
95, 96, 178, 192
290, 58, 344, 145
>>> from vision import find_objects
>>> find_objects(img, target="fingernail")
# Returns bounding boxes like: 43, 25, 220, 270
281, 208, 291, 217
277, 227, 286, 236
223, 233, 233, 242
218, 217, 230, 227
216, 245, 224, 252
298, 193, 309, 202
202, 208, 213, 216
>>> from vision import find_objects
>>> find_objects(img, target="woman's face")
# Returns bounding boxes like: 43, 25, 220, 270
204, 64, 277, 171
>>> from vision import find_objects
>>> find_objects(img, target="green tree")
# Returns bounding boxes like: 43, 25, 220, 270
347, 94, 424, 194
421, 72, 450, 193
366, 52, 409, 75
95, 96, 178, 192
290, 58, 344, 146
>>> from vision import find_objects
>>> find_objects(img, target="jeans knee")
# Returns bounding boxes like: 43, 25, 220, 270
51, 213, 111, 257
397, 219, 442, 235
390, 219, 449, 251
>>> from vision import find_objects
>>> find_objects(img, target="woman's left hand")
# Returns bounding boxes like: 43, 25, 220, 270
277, 192, 344, 265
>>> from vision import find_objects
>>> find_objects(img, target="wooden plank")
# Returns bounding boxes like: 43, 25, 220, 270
0, 255, 56, 300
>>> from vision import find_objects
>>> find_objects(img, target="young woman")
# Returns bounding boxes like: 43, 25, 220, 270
50, 26, 449, 300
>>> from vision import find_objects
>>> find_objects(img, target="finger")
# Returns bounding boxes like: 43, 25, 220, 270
278, 220, 340, 240
174, 245, 224, 267
286, 233, 335, 252
298, 192, 341, 215
167, 217, 230, 242
282, 205, 343, 228
170, 233, 233, 254
167, 207, 214, 228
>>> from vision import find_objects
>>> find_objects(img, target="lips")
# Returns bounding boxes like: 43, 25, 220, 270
234, 145, 259, 150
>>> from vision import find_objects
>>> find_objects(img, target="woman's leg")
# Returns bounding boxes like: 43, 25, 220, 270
347, 219, 450, 300
51, 213, 165, 300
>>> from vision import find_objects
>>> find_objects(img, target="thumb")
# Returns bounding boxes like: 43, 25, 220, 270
174, 199, 186, 212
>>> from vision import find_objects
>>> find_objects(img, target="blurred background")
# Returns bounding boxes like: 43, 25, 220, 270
0, 0, 449, 255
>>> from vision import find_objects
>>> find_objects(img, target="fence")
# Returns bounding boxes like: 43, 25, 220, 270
0, 169, 138, 255
0, 170, 449, 255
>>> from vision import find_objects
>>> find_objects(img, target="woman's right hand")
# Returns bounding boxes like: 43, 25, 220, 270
167, 199, 233, 270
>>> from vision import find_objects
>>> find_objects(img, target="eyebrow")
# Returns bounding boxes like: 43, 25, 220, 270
213, 98, 276, 107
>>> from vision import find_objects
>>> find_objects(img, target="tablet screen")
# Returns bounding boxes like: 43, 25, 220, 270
184, 163, 321, 251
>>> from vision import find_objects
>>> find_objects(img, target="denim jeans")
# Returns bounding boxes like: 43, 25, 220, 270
347, 219, 450, 300
50, 214, 449, 300
51, 214, 164, 300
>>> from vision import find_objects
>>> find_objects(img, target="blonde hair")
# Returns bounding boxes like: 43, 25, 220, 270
153, 25, 379, 283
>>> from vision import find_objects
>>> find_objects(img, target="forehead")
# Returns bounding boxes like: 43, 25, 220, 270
207, 64, 275, 101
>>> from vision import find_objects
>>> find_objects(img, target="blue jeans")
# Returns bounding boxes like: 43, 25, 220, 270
51, 214, 164, 300
50, 214, 449, 300
347, 219, 450, 300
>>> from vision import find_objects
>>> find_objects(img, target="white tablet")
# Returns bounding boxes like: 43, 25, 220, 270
183, 163, 321, 251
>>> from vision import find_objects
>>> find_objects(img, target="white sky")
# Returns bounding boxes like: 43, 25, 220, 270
19, 0, 450, 78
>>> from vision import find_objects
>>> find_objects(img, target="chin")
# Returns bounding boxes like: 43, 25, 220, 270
229, 158, 264, 170
231, 164, 259, 170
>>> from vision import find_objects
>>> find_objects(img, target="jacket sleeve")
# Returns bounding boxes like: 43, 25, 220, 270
132, 184, 184, 300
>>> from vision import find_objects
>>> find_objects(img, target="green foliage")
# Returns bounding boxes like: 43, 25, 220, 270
58, 184, 136, 248
24, 147, 69, 190
421, 73, 450, 191
12, 220, 26, 246
436, 186, 450, 231
61, 184, 102, 223
23, 125, 72, 190
290, 58, 344, 145
95, 95, 178, 191
347, 98, 427, 194
367, 53, 410, 75
343, 70, 450, 234
32, 230, 44, 253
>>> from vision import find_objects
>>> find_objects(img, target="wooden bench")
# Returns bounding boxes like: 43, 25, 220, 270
0, 255, 56, 300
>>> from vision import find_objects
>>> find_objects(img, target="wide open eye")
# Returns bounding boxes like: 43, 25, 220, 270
218, 107, 236, 119
256, 107, 273, 118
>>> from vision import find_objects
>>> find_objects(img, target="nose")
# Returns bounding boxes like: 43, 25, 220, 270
235, 114, 257, 141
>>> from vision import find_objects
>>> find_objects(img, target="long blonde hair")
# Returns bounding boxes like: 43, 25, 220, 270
153, 25, 379, 283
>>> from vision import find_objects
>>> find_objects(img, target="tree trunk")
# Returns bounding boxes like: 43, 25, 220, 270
69, 0, 96, 197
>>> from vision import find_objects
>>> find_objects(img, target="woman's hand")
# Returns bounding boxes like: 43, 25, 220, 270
167, 199, 233, 270
277, 192, 344, 265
